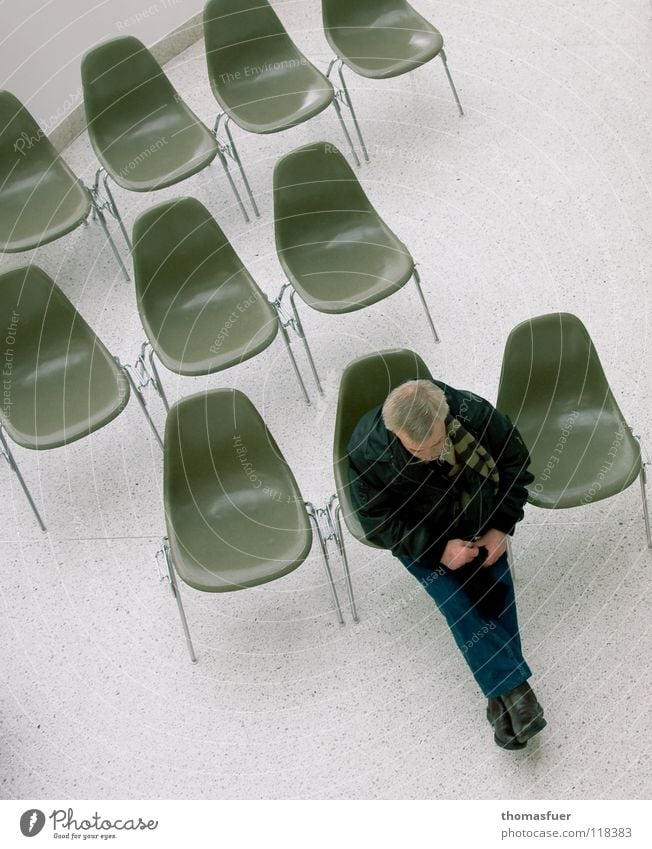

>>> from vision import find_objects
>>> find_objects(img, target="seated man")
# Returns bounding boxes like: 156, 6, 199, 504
347, 378, 545, 749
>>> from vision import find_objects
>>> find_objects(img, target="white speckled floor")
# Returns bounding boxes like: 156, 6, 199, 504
2, 0, 652, 800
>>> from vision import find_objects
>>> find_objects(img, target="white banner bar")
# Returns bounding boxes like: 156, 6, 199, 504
1, 800, 651, 848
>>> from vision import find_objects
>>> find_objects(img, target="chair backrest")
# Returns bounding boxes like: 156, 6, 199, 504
274, 141, 372, 224
82, 36, 177, 136
133, 196, 244, 310
322, 0, 396, 29
497, 312, 614, 423
204, 0, 293, 79
497, 312, 642, 509
333, 348, 433, 543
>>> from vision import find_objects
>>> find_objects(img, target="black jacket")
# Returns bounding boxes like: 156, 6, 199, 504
347, 380, 534, 567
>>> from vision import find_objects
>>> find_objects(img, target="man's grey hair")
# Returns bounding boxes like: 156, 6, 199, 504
382, 380, 450, 442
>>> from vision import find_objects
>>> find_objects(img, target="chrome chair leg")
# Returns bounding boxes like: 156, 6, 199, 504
412, 266, 440, 343
440, 49, 464, 117
118, 358, 164, 449
213, 117, 251, 223
288, 288, 323, 395
0, 426, 47, 531
306, 502, 344, 624
158, 539, 198, 663
639, 464, 652, 549
631, 433, 652, 550
223, 117, 260, 219
99, 169, 132, 251
332, 98, 362, 168
326, 494, 359, 622
143, 343, 170, 413
273, 305, 312, 405
327, 58, 368, 165
89, 194, 130, 281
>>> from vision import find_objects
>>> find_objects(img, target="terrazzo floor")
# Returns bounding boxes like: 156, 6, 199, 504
2, 0, 652, 799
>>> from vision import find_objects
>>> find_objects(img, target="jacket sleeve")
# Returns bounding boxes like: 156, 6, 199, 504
472, 400, 534, 535
347, 455, 449, 566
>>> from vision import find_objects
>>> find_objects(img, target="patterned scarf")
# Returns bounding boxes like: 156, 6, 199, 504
439, 415, 499, 513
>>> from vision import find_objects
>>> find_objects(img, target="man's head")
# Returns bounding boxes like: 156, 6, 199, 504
382, 380, 450, 462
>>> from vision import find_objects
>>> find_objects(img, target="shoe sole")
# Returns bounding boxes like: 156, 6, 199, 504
515, 715, 547, 743
494, 733, 527, 750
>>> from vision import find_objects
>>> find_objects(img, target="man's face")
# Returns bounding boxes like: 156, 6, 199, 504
395, 419, 447, 463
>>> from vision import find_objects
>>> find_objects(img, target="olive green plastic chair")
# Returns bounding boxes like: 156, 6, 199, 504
130, 196, 317, 407
322, 0, 464, 161
0, 91, 129, 280
496, 313, 651, 547
203, 0, 362, 220
81, 36, 219, 250
274, 141, 440, 389
0, 266, 163, 532
159, 388, 345, 662
328, 347, 434, 620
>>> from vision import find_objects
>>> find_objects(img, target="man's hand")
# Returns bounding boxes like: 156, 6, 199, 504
474, 529, 507, 566
441, 539, 480, 570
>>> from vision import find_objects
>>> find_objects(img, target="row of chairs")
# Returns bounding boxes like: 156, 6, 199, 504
1, 280, 649, 658
0, 0, 463, 281
132, 142, 439, 411
160, 318, 652, 662
87, 0, 463, 225
1, 138, 441, 439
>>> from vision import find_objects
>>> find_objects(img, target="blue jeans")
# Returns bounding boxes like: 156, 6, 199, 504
398, 552, 531, 697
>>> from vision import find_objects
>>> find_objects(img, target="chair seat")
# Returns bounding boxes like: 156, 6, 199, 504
214, 51, 334, 134
278, 212, 414, 313
144, 274, 279, 375
0, 157, 91, 253
0, 266, 130, 450
94, 113, 218, 192
165, 389, 312, 593
519, 408, 641, 509
168, 483, 313, 592
5, 347, 130, 451
326, 11, 443, 79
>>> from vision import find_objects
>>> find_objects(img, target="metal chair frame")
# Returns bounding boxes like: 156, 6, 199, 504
156, 499, 346, 663
324, 50, 464, 164
212, 94, 362, 221
1, 356, 163, 532
280, 266, 440, 392
130, 286, 322, 413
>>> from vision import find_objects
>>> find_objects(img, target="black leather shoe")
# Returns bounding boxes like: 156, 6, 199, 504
487, 697, 527, 749
500, 681, 546, 743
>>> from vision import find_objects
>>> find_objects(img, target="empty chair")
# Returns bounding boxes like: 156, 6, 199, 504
0, 266, 163, 532
81, 36, 219, 250
274, 141, 440, 389
496, 312, 651, 546
203, 0, 361, 219
329, 347, 434, 620
0, 90, 128, 279
130, 196, 317, 408
322, 0, 464, 161
159, 388, 345, 662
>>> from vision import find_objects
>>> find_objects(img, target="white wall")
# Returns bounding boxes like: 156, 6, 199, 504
0, 0, 204, 132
